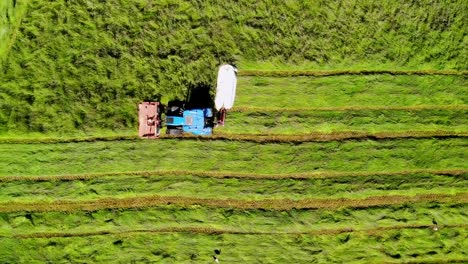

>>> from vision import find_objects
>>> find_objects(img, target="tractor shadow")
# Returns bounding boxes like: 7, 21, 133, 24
185, 84, 214, 110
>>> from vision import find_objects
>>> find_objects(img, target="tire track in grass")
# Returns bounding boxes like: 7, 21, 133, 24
7, 224, 467, 239
2, 131, 466, 144
1, 169, 466, 182
0, 193, 466, 212
238, 69, 468, 77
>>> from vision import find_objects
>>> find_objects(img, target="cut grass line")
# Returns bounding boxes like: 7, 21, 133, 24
231, 105, 468, 112
8, 224, 467, 239
0, 193, 465, 212
1, 169, 466, 182
0, 135, 139, 144
1, 131, 466, 144
238, 69, 468, 77
212, 131, 468, 143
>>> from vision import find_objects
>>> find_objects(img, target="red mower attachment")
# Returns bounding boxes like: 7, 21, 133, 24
138, 102, 162, 138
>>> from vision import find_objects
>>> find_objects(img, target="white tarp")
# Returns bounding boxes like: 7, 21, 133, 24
215, 64, 237, 111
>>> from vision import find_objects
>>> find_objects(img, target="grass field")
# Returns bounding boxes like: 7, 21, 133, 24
1, 72, 467, 262
1, 1, 467, 262
1, 0, 467, 133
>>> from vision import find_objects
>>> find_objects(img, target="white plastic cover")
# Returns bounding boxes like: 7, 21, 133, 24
215, 64, 237, 111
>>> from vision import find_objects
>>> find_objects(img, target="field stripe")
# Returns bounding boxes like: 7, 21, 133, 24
0, 135, 139, 144
1, 169, 466, 182
231, 105, 468, 112
238, 69, 468, 77
0, 193, 465, 212
211, 131, 467, 143
1, 131, 466, 144
7, 224, 467, 239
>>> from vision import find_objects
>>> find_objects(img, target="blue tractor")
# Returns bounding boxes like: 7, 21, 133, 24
165, 100, 214, 136
138, 64, 237, 138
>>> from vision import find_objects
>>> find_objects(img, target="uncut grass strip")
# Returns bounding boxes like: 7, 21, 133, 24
2, 169, 466, 182
10, 224, 467, 239
231, 105, 468, 112
0, 193, 466, 212
238, 69, 468, 77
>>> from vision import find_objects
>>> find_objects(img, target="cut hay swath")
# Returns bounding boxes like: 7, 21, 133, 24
210, 131, 467, 143
0, 193, 465, 212
0, 130, 466, 144
1, 169, 466, 182
8, 224, 467, 239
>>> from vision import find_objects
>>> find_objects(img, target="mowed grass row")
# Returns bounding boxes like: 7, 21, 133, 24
1, 193, 466, 213
3, 229, 466, 263
218, 109, 468, 134
0, 172, 466, 202
236, 75, 467, 108
0, 138, 466, 176
9, 224, 468, 239
2, 204, 465, 263
1, 203, 465, 236
1, 131, 467, 144
0, 168, 465, 181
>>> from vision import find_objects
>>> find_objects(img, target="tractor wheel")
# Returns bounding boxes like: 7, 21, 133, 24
205, 117, 214, 128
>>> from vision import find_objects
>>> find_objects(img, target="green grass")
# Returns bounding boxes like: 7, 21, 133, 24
0, 0, 27, 62
0, 172, 465, 202
1, 204, 465, 236
0, 137, 465, 262
1, 1, 467, 261
1, 138, 466, 176
236, 75, 468, 109
218, 109, 468, 134
1, 0, 467, 132
0, 204, 466, 263
2, 73, 466, 137
2, 229, 466, 263
238, 60, 468, 72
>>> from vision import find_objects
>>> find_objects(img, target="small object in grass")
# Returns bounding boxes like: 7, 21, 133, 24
214, 249, 221, 255
213, 255, 219, 263
432, 218, 439, 231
